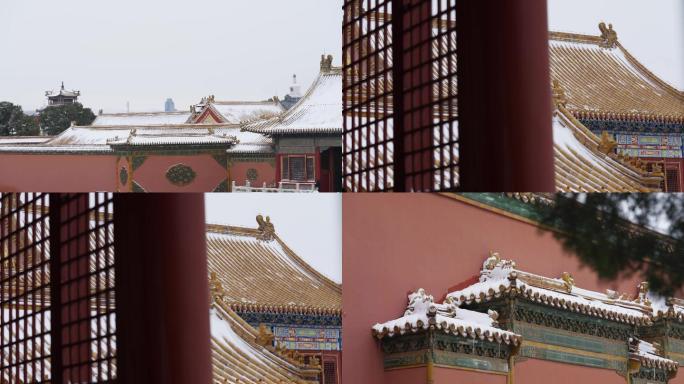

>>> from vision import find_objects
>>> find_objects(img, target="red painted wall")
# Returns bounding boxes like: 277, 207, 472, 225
516, 359, 625, 384
342, 194, 642, 384
230, 161, 275, 188
434, 367, 506, 384
0, 154, 117, 191
133, 154, 227, 192
384, 367, 425, 384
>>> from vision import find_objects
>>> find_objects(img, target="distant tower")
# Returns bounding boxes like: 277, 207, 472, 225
281, 74, 303, 110
45, 82, 80, 106
165, 98, 176, 112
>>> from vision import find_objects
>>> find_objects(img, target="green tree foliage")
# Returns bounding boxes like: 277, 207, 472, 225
0, 101, 39, 136
538, 193, 684, 296
39, 103, 95, 136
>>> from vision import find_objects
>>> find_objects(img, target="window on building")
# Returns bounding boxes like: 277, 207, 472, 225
666, 166, 681, 192
281, 155, 316, 182
323, 360, 338, 384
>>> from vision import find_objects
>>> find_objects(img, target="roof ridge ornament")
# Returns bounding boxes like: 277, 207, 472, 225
320, 54, 334, 72
598, 131, 617, 155
598, 22, 618, 48
256, 214, 275, 240
552, 79, 568, 107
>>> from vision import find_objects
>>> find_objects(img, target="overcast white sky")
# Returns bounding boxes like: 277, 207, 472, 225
1, 0, 343, 113
204, 194, 342, 283
1, 1, 680, 113
548, 0, 684, 89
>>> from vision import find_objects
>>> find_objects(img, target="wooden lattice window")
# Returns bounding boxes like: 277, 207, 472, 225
343, 0, 458, 191
0, 193, 117, 384
281, 155, 316, 182
1, 193, 51, 383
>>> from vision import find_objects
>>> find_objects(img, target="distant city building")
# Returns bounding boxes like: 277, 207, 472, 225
281, 74, 304, 110
45, 82, 80, 106
165, 98, 176, 112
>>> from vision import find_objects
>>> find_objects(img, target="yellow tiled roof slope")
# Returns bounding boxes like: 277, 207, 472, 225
549, 28, 684, 122
206, 220, 342, 316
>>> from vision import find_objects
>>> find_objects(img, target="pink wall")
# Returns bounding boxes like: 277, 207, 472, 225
515, 359, 625, 384
230, 161, 275, 188
670, 371, 684, 384
384, 367, 425, 384
0, 154, 117, 191
133, 154, 227, 192
342, 194, 642, 384
434, 367, 506, 383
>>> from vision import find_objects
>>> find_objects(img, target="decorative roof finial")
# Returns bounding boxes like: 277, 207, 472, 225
598, 131, 617, 155
552, 79, 568, 107
598, 22, 618, 48
256, 214, 275, 240
61, 81, 65, 91
320, 54, 333, 72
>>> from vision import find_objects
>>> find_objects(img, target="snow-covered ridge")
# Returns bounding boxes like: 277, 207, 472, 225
371, 288, 522, 345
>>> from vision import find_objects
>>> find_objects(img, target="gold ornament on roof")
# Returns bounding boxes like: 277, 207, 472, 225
320, 54, 334, 72
256, 215, 276, 241
256, 323, 275, 347
209, 271, 225, 301
636, 281, 652, 305
598, 22, 618, 48
598, 131, 617, 155
552, 80, 568, 107
561, 272, 575, 292
484, 251, 501, 270
651, 163, 664, 177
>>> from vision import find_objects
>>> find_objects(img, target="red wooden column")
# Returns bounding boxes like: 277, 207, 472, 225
457, 0, 555, 192
114, 194, 211, 384
393, 0, 435, 191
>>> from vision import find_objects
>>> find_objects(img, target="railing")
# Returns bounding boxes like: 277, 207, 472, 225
232, 181, 318, 193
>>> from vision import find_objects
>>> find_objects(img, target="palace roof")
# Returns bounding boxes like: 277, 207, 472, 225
372, 288, 522, 346
45, 82, 80, 99
629, 337, 679, 372
210, 300, 321, 384
193, 98, 284, 125
0, 123, 273, 153
206, 218, 342, 316
92, 111, 192, 126
549, 30, 684, 124
447, 253, 654, 326
243, 60, 342, 136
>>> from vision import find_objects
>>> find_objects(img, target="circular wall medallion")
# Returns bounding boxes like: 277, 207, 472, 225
119, 167, 128, 186
247, 168, 258, 181
166, 164, 197, 186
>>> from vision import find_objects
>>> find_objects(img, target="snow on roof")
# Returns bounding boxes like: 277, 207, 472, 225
244, 67, 342, 135
0, 136, 52, 145
0, 124, 272, 153
371, 288, 522, 346
553, 107, 661, 192
629, 337, 678, 371
210, 303, 319, 384
446, 253, 654, 326
92, 111, 192, 126
208, 101, 284, 125
106, 127, 238, 147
